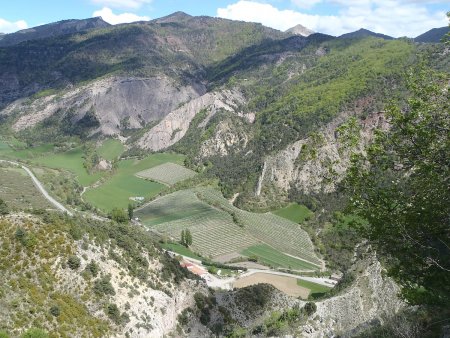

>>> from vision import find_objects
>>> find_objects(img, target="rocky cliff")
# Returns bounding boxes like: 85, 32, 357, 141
137, 90, 245, 151
1, 76, 204, 136
185, 252, 404, 337
257, 109, 388, 198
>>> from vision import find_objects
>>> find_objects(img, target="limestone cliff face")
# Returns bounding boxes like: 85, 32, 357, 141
137, 90, 246, 151
201, 253, 403, 337
257, 111, 388, 196
198, 119, 250, 158
1, 76, 204, 136
306, 255, 404, 337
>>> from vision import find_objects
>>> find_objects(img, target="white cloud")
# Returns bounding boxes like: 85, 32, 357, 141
217, 0, 448, 37
91, 0, 151, 10
290, 0, 322, 9
93, 7, 149, 25
0, 18, 28, 34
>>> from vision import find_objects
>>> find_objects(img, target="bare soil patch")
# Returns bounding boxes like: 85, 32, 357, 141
233, 272, 310, 298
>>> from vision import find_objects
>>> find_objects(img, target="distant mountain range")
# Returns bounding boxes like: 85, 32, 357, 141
0, 13, 447, 47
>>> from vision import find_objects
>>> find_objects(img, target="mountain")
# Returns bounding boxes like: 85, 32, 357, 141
415, 26, 449, 43
0, 12, 449, 338
286, 24, 314, 37
339, 28, 393, 40
0, 17, 110, 47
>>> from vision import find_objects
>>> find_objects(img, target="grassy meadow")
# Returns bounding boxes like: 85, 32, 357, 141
296, 278, 332, 299
97, 139, 124, 161
273, 203, 313, 223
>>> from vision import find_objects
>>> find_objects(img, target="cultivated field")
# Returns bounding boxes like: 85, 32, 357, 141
241, 244, 319, 271
0, 167, 52, 210
233, 272, 310, 298
136, 187, 321, 267
137, 189, 258, 257
136, 162, 196, 186
196, 188, 321, 266
84, 153, 185, 211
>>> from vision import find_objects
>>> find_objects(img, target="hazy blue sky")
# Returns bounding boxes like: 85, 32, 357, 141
0, 0, 448, 37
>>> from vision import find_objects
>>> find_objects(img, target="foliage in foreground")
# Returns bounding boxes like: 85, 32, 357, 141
345, 67, 449, 306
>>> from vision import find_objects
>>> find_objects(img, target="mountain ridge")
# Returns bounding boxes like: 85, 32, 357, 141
0, 17, 110, 47
339, 28, 393, 40
415, 26, 449, 43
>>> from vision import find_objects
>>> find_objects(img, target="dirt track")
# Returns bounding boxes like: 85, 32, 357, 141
233, 272, 310, 298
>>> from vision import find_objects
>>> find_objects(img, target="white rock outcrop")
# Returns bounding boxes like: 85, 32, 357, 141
137, 90, 246, 151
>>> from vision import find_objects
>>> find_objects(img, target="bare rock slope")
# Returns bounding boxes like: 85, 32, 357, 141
257, 111, 388, 197
2, 76, 204, 136
137, 90, 245, 151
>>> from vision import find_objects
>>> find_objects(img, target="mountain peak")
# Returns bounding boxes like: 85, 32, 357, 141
339, 28, 393, 40
154, 11, 192, 24
286, 24, 314, 37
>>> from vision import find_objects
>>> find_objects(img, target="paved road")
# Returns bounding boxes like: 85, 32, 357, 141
166, 250, 337, 288
0, 159, 73, 216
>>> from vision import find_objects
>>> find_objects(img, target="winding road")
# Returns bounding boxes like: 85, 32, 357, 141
0, 159, 73, 216
167, 251, 337, 289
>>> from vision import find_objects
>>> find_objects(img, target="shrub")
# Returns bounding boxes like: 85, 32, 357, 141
106, 303, 121, 324
303, 302, 317, 316
0, 331, 10, 338
49, 305, 60, 317
93, 276, 115, 296
21, 328, 49, 338
0, 199, 8, 215
86, 260, 99, 277
67, 255, 81, 270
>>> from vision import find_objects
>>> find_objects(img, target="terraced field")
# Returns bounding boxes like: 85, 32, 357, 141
136, 190, 258, 257
136, 187, 321, 267
196, 188, 321, 266
136, 162, 196, 186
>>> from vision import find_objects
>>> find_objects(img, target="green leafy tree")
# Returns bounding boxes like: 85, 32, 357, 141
180, 229, 186, 246
185, 229, 193, 247
110, 208, 128, 223
127, 203, 134, 220
345, 67, 449, 305
0, 198, 8, 215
